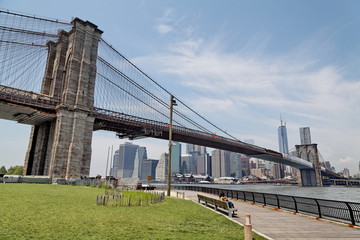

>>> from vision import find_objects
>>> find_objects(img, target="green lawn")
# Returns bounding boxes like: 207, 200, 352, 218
0, 184, 267, 240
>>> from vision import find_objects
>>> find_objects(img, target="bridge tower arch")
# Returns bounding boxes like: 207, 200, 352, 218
295, 144, 323, 186
23, 18, 103, 180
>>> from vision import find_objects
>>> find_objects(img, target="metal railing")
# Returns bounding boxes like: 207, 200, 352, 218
175, 185, 360, 226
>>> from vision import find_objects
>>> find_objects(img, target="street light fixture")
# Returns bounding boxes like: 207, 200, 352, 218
167, 95, 177, 196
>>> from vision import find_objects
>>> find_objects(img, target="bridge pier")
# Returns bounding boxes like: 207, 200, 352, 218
23, 18, 102, 180
295, 144, 323, 186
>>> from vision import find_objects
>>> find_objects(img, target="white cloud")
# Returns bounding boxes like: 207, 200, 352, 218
337, 156, 354, 164
156, 24, 173, 34
154, 8, 177, 35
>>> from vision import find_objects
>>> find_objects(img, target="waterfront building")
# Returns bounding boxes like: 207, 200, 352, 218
342, 168, 350, 178
155, 153, 168, 181
141, 159, 158, 180
116, 142, 139, 178
186, 144, 194, 154
171, 142, 182, 175
211, 149, 230, 177
181, 154, 192, 174
241, 154, 250, 176
230, 152, 242, 178
194, 145, 207, 155
206, 154, 212, 176
299, 127, 312, 145
132, 146, 147, 179
185, 144, 208, 175
251, 168, 268, 178
180, 159, 188, 173
324, 161, 332, 170
271, 163, 281, 179
111, 149, 120, 177
241, 139, 254, 176
196, 154, 206, 175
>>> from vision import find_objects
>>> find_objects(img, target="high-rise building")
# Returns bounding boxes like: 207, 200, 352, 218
271, 163, 281, 179
186, 144, 194, 154
111, 149, 120, 177
194, 145, 206, 155
241, 155, 250, 176
171, 142, 182, 174
196, 154, 206, 175
132, 146, 147, 179
278, 121, 289, 154
155, 153, 168, 181
277, 120, 289, 178
181, 154, 192, 174
211, 149, 230, 178
299, 127, 312, 145
241, 139, 254, 176
115, 142, 139, 178
141, 159, 158, 180
230, 152, 242, 178
206, 154, 212, 176
343, 168, 350, 178
185, 144, 198, 173
324, 161, 332, 171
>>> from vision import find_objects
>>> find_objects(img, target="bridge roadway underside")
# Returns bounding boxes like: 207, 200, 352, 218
0, 102, 55, 125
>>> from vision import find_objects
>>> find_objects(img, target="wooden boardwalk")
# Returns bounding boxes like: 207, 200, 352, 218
171, 190, 360, 240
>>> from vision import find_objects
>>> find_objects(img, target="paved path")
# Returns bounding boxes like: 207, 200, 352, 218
171, 190, 360, 240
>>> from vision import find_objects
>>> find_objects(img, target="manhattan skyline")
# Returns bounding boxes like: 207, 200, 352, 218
0, 0, 359, 176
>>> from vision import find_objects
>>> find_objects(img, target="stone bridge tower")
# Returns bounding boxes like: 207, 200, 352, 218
23, 18, 103, 180
295, 144, 323, 186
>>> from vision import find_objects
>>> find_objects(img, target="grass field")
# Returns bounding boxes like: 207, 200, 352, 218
0, 184, 267, 239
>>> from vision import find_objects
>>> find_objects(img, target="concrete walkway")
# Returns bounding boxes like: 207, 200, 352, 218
171, 190, 360, 240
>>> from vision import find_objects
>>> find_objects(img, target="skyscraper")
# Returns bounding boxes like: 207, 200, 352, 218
241, 139, 254, 176
186, 144, 194, 154
181, 154, 192, 174
155, 153, 168, 181
141, 159, 158, 180
111, 149, 120, 177
277, 120, 288, 178
300, 127, 312, 145
115, 142, 139, 178
171, 142, 181, 175
211, 149, 230, 178
132, 146, 147, 179
230, 152, 242, 178
278, 121, 289, 154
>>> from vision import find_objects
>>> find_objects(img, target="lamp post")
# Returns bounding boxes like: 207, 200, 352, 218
167, 95, 176, 196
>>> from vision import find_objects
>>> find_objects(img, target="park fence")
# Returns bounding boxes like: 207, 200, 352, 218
175, 185, 360, 226
97, 190, 165, 207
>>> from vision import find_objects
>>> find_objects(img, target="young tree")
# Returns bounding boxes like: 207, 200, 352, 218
7, 166, 23, 175
0, 166, 7, 175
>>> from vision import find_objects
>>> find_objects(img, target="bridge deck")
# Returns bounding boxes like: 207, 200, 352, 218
172, 190, 360, 240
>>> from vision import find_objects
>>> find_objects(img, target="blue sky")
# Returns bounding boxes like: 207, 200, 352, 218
0, 0, 359, 176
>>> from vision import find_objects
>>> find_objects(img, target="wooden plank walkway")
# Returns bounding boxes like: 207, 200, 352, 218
172, 190, 360, 240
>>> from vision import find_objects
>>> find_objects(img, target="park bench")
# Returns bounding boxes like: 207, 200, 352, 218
197, 194, 238, 218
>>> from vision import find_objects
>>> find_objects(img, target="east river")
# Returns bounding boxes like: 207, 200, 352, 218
173, 184, 360, 203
